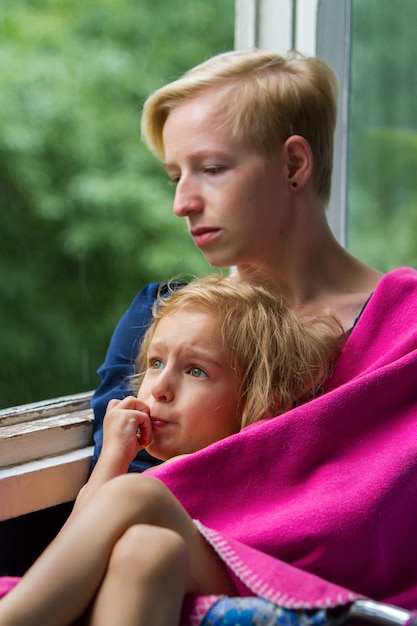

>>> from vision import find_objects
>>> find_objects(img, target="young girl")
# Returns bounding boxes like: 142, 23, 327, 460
0, 275, 344, 626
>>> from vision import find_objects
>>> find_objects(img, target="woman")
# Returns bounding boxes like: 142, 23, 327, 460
91, 49, 382, 472
89, 49, 417, 612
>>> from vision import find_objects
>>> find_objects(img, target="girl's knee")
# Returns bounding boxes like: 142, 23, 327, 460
101, 473, 155, 495
101, 474, 194, 538
103, 473, 169, 505
109, 524, 190, 583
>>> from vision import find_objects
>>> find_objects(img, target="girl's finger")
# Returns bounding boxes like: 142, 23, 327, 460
136, 412, 153, 447
106, 398, 122, 411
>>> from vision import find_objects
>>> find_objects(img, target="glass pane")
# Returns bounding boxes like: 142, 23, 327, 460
347, 0, 417, 271
0, 1, 234, 408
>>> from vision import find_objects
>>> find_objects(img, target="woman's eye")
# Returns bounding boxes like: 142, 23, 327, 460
149, 358, 164, 370
204, 166, 223, 175
188, 366, 208, 378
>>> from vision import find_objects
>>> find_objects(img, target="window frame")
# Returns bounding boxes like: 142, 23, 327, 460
234, 0, 352, 245
0, 392, 93, 520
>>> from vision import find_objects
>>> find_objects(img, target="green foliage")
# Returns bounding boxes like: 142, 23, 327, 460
350, 129, 417, 270
348, 0, 417, 271
0, 0, 234, 407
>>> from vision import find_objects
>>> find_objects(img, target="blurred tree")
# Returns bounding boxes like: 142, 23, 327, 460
348, 0, 417, 271
0, 0, 234, 407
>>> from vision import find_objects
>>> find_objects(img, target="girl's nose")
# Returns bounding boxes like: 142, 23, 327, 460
151, 373, 174, 402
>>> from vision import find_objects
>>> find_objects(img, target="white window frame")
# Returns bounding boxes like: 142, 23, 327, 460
234, 0, 352, 246
0, 392, 93, 520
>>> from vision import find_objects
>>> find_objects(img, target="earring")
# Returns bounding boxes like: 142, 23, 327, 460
291, 181, 298, 188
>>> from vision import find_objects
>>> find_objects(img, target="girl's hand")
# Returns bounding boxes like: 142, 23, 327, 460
102, 396, 152, 463
73, 397, 153, 515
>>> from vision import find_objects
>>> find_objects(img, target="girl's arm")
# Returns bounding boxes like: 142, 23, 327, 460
90, 281, 186, 473
73, 396, 152, 514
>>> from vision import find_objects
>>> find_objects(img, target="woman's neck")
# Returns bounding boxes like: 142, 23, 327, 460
234, 223, 383, 331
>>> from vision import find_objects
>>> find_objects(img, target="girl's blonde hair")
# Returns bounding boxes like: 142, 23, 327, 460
134, 275, 344, 429
141, 49, 338, 205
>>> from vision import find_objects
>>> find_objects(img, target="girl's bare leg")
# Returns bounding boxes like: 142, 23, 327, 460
85, 524, 192, 626
0, 474, 235, 626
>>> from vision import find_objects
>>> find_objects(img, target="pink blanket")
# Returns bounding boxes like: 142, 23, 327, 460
2, 268, 416, 623
148, 267, 417, 619
0, 577, 20, 600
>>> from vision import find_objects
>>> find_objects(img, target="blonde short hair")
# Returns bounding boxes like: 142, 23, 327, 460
141, 49, 338, 205
134, 275, 344, 429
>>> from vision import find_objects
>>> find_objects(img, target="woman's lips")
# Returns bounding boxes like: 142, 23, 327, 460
191, 227, 221, 247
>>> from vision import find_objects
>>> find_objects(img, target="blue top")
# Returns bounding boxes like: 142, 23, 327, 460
91, 282, 166, 472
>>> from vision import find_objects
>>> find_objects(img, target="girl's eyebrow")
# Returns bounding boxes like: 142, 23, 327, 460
149, 339, 225, 370
186, 350, 224, 369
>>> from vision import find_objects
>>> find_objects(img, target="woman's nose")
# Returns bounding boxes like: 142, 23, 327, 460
173, 176, 203, 218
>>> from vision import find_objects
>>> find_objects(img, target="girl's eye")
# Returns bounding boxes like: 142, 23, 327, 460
149, 358, 165, 370
188, 366, 208, 378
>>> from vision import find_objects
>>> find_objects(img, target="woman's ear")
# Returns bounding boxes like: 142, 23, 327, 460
283, 135, 313, 190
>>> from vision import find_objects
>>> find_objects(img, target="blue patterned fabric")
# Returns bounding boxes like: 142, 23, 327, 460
201, 597, 331, 626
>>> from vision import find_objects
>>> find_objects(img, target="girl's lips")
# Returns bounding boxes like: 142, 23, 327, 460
151, 418, 168, 428
191, 228, 221, 247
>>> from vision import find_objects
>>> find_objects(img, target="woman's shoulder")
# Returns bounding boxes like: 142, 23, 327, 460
373, 266, 417, 298
348, 266, 417, 338
128, 280, 188, 312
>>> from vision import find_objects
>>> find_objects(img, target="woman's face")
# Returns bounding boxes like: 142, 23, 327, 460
162, 89, 292, 274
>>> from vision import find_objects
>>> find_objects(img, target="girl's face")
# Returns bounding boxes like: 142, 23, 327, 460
162, 89, 292, 276
137, 308, 241, 461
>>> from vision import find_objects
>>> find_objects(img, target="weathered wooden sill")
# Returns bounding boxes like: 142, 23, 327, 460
0, 392, 94, 521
